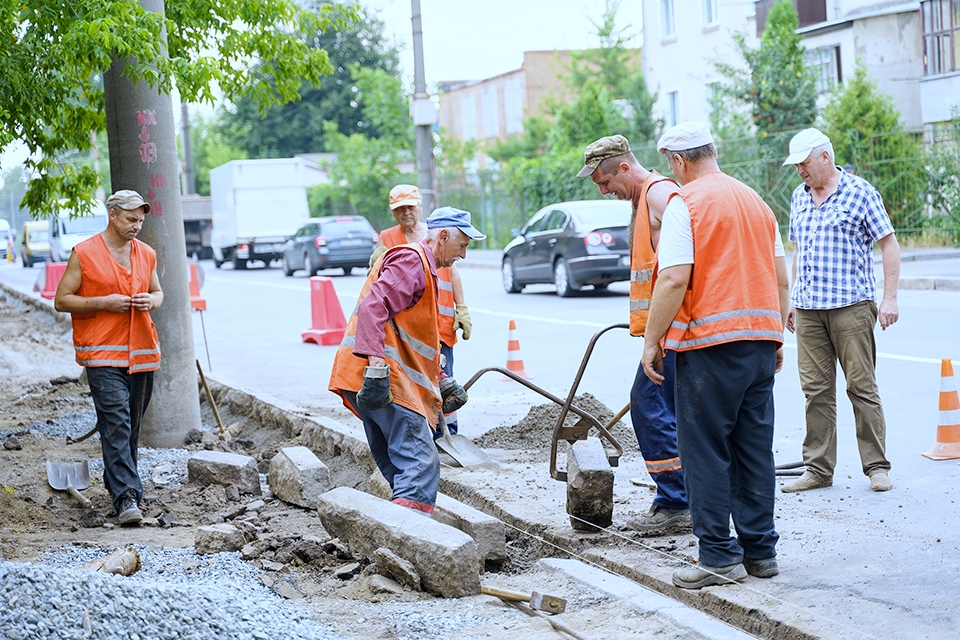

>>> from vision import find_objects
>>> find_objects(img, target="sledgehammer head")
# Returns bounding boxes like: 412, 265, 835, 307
530, 591, 567, 614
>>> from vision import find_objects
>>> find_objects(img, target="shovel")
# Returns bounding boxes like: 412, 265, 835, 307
46, 460, 92, 508
435, 413, 491, 467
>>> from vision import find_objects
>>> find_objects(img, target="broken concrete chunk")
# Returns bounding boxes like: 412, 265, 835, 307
268, 446, 331, 509
195, 523, 247, 554
187, 450, 261, 495
566, 437, 614, 531
335, 562, 362, 580
369, 574, 404, 595
317, 487, 480, 598
434, 494, 506, 565
373, 547, 421, 591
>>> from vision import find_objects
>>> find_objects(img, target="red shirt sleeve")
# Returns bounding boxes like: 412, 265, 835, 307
353, 247, 427, 358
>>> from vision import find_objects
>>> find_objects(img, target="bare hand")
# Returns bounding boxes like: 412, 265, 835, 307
878, 297, 898, 330
786, 305, 796, 334
641, 339, 665, 385
775, 347, 784, 373
102, 294, 133, 313
367, 356, 386, 369
131, 293, 154, 312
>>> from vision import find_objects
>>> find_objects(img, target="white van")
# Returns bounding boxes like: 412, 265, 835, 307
49, 201, 108, 262
0, 219, 10, 260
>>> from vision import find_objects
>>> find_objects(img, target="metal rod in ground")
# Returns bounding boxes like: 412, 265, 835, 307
199, 309, 211, 371
508, 600, 591, 640
195, 360, 228, 440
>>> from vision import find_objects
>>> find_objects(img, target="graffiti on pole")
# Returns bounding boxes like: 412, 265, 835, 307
136, 109, 168, 217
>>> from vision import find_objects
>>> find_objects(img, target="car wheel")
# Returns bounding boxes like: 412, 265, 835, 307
281, 255, 294, 277
502, 258, 523, 293
303, 252, 316, 277
554, 258, 579, 297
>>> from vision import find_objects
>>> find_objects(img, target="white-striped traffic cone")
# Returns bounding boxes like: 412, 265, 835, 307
504, 319, 532, 379
922, 358, 960, 460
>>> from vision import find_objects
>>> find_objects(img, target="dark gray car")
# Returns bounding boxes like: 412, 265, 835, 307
280, 216, 378, 276
501, 200, 631, 297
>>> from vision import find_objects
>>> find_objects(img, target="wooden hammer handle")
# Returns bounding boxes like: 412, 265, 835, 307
481, 585, 530, 603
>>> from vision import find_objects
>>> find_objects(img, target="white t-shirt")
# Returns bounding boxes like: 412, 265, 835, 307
657, 196, 785, 270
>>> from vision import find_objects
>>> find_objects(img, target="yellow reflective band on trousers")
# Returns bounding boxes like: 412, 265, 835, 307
645, 457, 682, 474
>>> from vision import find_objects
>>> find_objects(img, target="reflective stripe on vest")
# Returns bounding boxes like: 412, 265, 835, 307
630, 173, 674, 337
436, 267, 457, 347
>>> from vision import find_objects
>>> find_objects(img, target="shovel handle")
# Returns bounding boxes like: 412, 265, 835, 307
67, 485, 92, 508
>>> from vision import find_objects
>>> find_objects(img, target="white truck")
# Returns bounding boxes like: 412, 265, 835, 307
210, 158, 319, 270
48, 200, 109, 262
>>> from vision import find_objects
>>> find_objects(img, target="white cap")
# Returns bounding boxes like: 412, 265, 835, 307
783, 128, 831, 165
657, 122, 714, 154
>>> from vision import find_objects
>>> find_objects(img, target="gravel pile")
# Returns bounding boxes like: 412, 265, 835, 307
11, 410, 98, 441
1, 547, 343, 640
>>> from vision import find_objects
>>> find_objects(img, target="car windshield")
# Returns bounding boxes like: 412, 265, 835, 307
62, 215, 106, 235
570, 205, 630, 229
323, 220, 372, 239
29, 229, 49, 242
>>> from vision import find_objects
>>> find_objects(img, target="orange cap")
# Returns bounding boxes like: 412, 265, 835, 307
389, 184, 421, 210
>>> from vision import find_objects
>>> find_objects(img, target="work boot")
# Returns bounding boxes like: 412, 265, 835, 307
673, 563, 747, 589
780, 470, 832, 493
627, 503, 691, 534
743, 557, 780, 578
869, 470, 893, 492
118, 496, 143, 526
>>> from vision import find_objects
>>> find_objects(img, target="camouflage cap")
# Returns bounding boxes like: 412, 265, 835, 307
577, 135, 631, 178
106, 189, 151, 214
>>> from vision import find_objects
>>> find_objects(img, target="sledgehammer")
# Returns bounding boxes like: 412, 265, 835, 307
481, 585, 567, 614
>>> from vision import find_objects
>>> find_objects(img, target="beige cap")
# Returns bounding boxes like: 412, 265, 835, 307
389, 184, 422, 210
577, 135, 631, 178
106, 190, 151, 214
657, 122, 715, 154
783, 128, 831, 165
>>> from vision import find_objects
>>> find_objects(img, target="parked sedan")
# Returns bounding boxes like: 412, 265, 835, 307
280, 216, 378, 276
502, 200, 631, 297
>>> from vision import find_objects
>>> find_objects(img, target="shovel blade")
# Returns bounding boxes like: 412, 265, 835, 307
435, 433, 491, 467
46, 460, 91, 491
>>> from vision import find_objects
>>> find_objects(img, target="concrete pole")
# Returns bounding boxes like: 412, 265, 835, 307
410, 0, 436, 214
102, 0, 201, 448
180, 102, 196, 195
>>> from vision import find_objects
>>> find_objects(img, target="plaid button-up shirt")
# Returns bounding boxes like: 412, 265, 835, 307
789, 169, 894, 310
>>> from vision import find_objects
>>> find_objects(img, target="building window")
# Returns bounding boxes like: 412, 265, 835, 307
922, 0, 960, 76
661, 0, 676, 38
667, 91, 680, 127
805, 45, 841, 94
460, 94, 477, 141
482, 87, 500, 139
746, 0, 756, 18
703, 0, 718, 26
504, 78, 524, 135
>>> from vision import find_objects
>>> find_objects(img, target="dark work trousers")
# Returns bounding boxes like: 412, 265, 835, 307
86, 366, 154, 513
343, 391, 440, 513
630, 350, 688, 510
675, 341, 779, 568
438, 342, 458, 436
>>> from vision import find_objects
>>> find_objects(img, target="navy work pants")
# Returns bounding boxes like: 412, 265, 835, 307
438, 342, 457, 435
343, 391, 440, 513
675, 341, 779, 567
630, 350, 687, 510
86, 366, 153, 513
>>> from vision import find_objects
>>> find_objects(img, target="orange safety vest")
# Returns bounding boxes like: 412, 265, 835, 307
71, 234, 161, 373
630, 172, 675, 337
329, 242, 443, 424
663, 172, 784, 352
381, 224, 457, 347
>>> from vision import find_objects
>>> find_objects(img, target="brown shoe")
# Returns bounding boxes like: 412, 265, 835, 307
627, 503, 692, 534
869, 470, 892, 492
780, 471, 832, 493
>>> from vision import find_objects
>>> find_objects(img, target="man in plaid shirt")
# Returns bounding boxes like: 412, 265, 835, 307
780, 128, 900, 494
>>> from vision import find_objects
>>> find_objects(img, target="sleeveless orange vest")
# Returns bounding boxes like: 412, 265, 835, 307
630, 172, 675, 337
664, 172, 784, 352
381, 224, 457, 347
71, 234, 161, 373
329, 243, 443, 425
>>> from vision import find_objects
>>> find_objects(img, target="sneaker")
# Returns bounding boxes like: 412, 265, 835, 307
118, 496, 143, 526
673, 563, 747, 589
869, 470, 893, 492
743, 557, 779, 578
627, 504, 692, 534
780, 470, 832, 493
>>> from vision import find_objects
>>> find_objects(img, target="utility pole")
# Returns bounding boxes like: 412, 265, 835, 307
102, 0, 201, 448
180, 102, 195, 194
410, 0, 436, 214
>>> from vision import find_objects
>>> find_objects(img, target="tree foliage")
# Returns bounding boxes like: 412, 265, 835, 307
0, 0, 349, 216
188, 114, 249, 197
220, 3, 400, 158
926, 110, 960, 240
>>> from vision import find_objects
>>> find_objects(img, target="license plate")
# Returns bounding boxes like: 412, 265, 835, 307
620, 256, 630, 267
257, 243, 282, 252
341, 238, 363, 246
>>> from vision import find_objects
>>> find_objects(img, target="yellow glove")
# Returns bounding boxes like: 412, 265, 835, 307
453, 303, 472, 340
368, 245, 388, 268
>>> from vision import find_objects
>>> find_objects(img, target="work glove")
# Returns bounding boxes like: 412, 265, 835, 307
357, 365, 392, 411
439, 376, 468, 414
368, 245, 388, 269
452, 303, 472, 340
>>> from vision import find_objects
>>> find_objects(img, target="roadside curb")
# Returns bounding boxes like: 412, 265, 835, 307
899, 277, 960, 291
0, 280, 71, 331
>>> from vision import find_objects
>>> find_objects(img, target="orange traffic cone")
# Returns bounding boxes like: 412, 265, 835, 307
504, 319, 532, 379
39, 262, 68, 300
302, 276, 347, 346
188, 262, 207, 311
922, 358, 960, 460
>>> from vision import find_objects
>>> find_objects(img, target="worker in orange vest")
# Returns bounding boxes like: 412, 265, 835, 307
54, 190, 163, 527
578, 134, 690, 535
643, 122, 789, 589
331, 207, 484, 515
370, 185, 472, 435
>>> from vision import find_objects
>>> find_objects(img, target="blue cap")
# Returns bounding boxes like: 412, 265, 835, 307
425, 206, 486, 240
